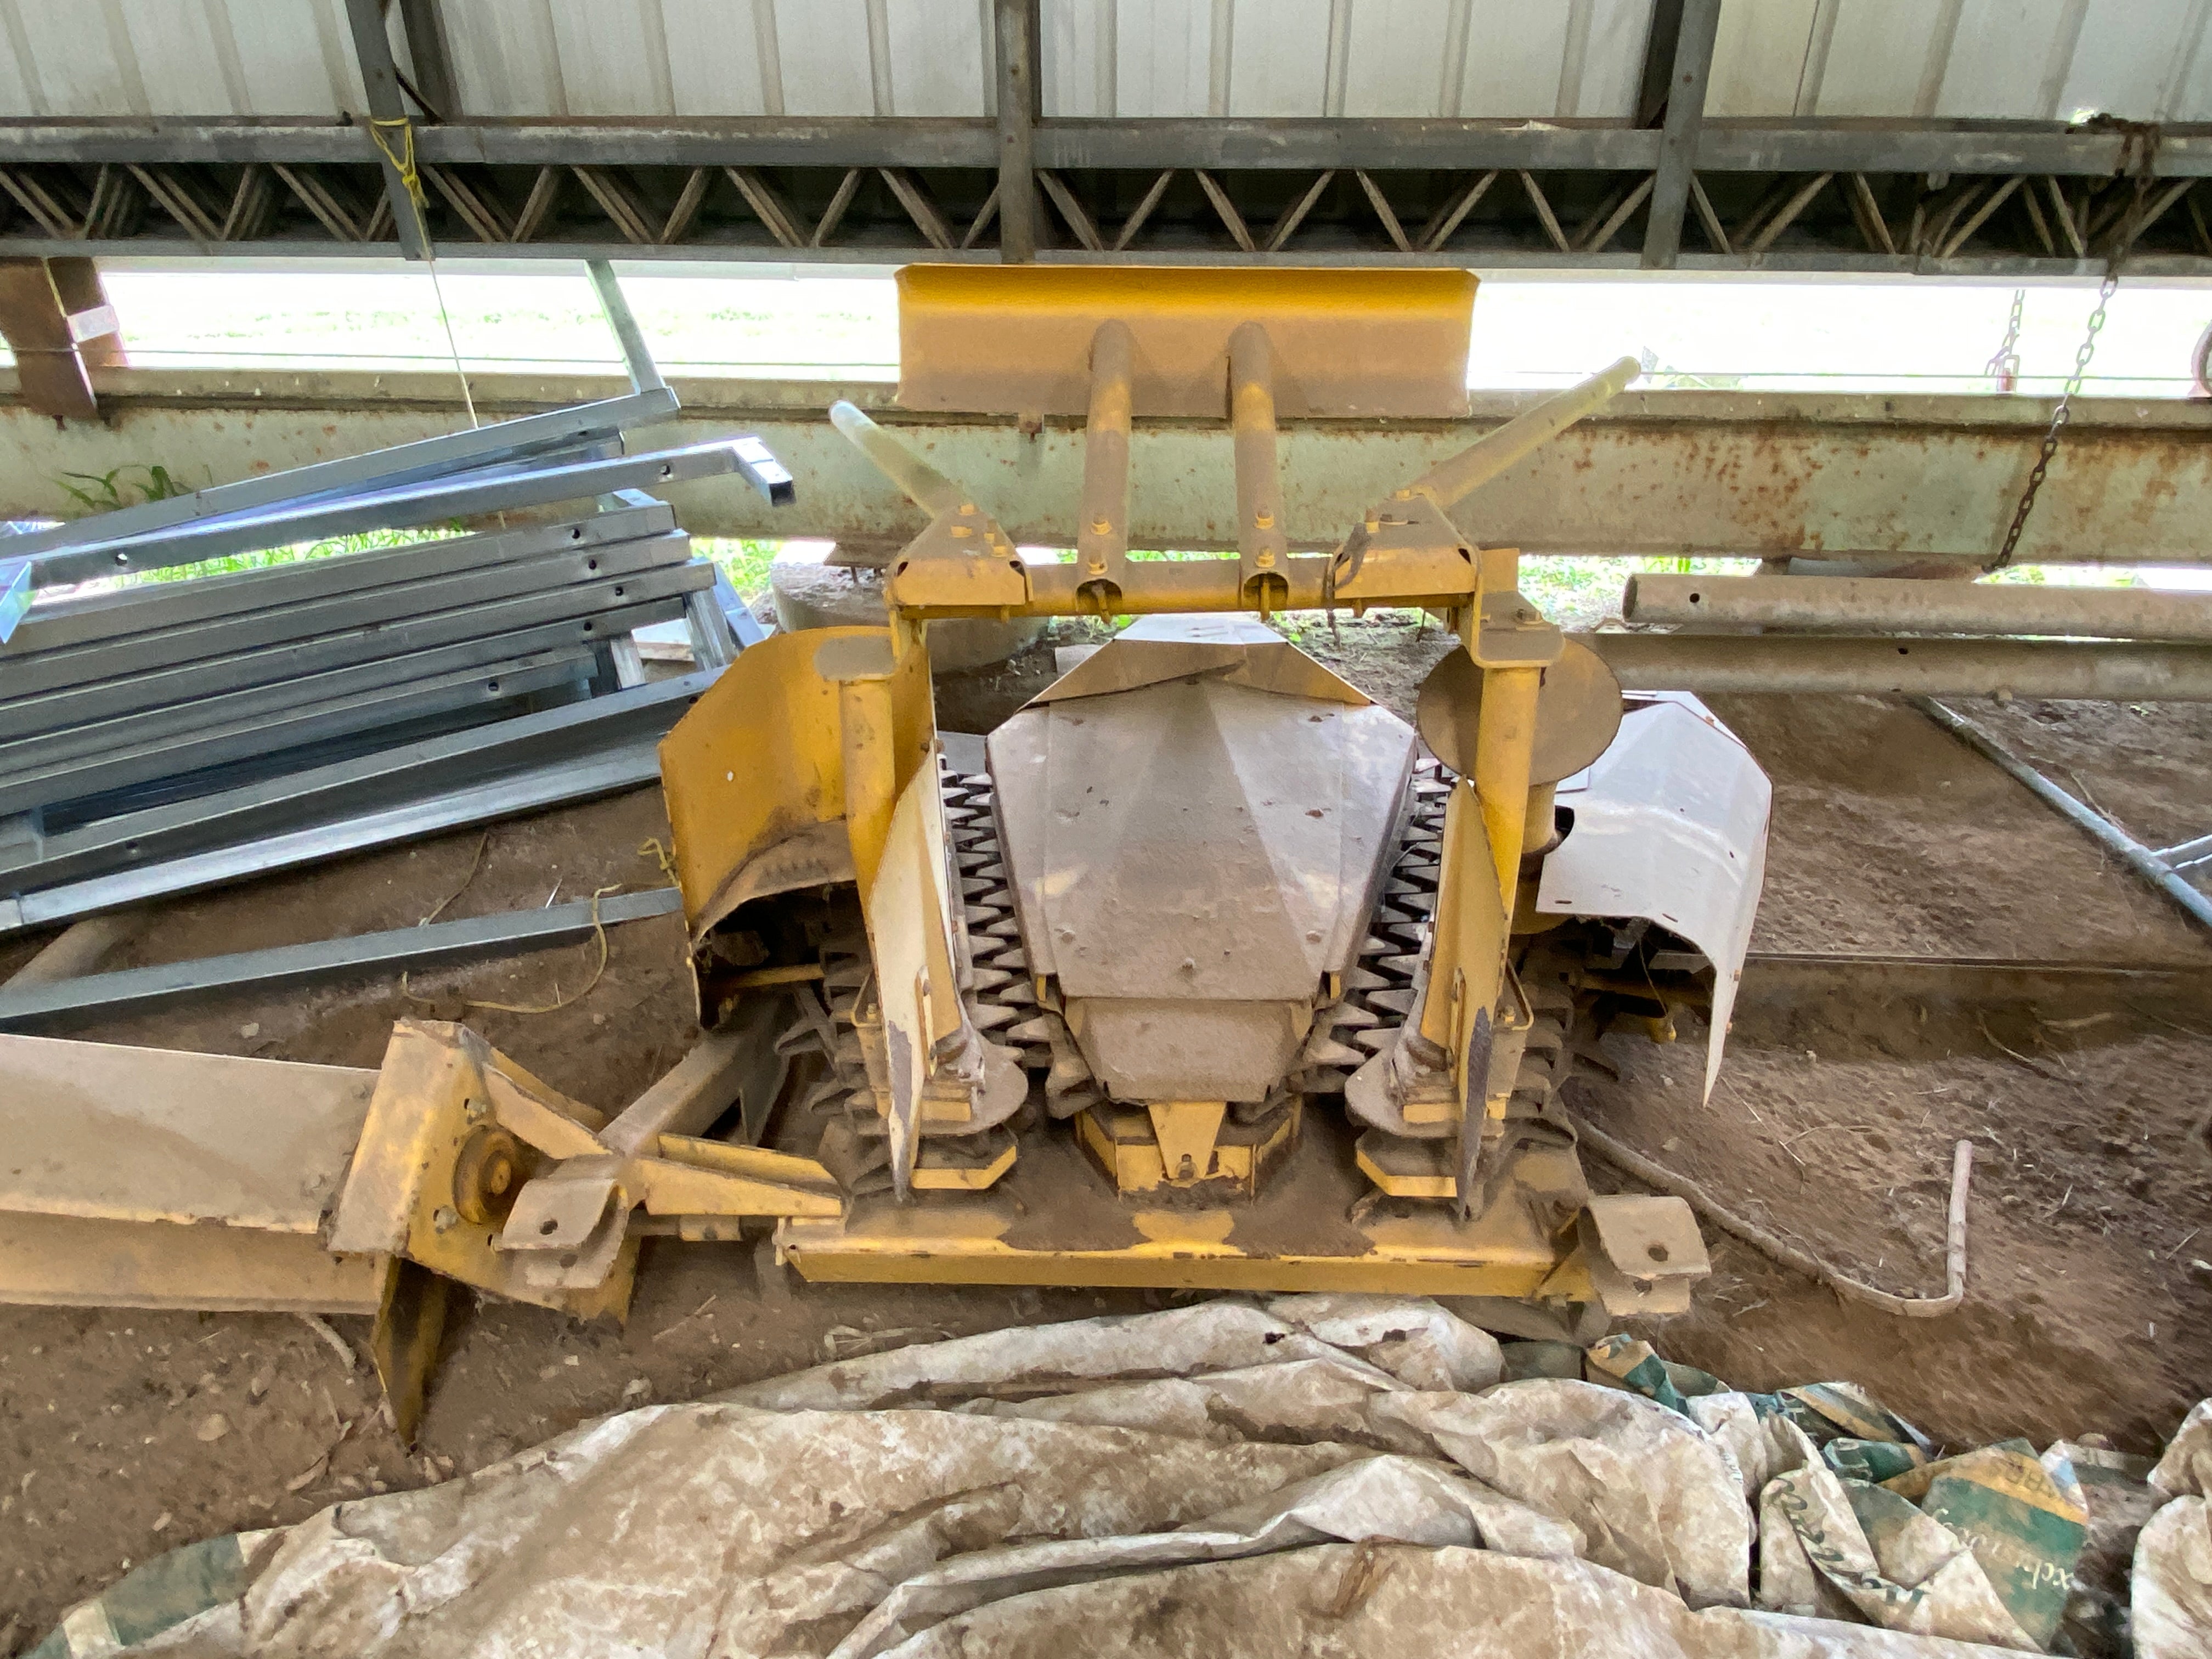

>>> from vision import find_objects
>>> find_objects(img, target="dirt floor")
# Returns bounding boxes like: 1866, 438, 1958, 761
3, 614, 2211, 1643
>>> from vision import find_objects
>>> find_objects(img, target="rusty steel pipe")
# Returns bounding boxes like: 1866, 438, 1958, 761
1227, 322, 1290, 606
1625, 573, 2212, 641
1075, 320, 1135, 596
1407, 355, 1641, 510
1585, 631, 2212, 699
828, 398, 964, 519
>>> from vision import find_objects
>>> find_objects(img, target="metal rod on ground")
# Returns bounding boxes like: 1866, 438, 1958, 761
1915, 696, 2212, 936
1403, 356, 1641, 510
1623, 572, 2212, 641
585, 260, 668, 396
828, 400, 966, 518
1573, 1115, 1976, 1317
0, 888, 682, 1028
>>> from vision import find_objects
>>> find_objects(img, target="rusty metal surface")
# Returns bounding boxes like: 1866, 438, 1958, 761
1625, 572, 2212, 639
1586, 631, 2212, 698
5, 369, 2212, 565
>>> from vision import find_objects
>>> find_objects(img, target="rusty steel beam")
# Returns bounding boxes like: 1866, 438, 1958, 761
3, 369, 2211, 567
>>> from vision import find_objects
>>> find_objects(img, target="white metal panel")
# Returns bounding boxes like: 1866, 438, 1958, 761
15, 0, 143, 116
1042, 0, 1116, 114
775, 0, 876, 114
0, 3, 47, 117
2172, 0, 2212, 118
1116, 0, 1213, 115
1456, 1, 1572, 119
447, 0, 569, 116
2058, 0, 2191, 120
1539, 695, 1770, 1104
1706, 0, 1819, 117
1561, 0, 1653, 118
1812, 0, 1944, 116
664, 0, 777, 115
1343, 0, 1454, 118
119, 0, 236, 116
1227, 0, 1330, 116
549, 0, 675, 116
232, 0, 362, 117
888, 0, 989, 116
1936, 0, 2080, 119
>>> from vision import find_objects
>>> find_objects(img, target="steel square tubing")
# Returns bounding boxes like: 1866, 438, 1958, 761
0, 885, 684, 1029
0, 739, 669, 933
0, 636, 620, 820
4, 387, 679, 567
0, 672, 713, 890
2, 531, 695, 714
0, 556, 707, 744
7, 500, 672, 657
27, 438, 759, 589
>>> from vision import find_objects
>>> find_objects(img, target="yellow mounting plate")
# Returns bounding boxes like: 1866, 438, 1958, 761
896, 265, 1476, 420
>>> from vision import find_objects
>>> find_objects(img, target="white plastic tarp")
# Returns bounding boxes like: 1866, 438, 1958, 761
32, 1295, 2208, 1659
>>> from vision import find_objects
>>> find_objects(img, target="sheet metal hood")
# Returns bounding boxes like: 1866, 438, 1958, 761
986, 617, 1418, 1101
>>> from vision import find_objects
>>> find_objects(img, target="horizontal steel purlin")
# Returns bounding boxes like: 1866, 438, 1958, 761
0, 886, 685, 1029
24, 437, 756, 589
0, 117, 2205, 178
0, 672, 714, 891
0, 738, 669, 934
4, 371, 2209, 567
7, 500, 675, 657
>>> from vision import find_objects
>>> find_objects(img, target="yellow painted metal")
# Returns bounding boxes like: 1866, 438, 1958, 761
635, 1152, 843, 1219
1148, 1101, 1227, 1184
658, 625, 935, 950
1414, 785, 1509, 1096
781, 1201, 1582, 1298
1354, 1136, 1455, 1199
0, 1032, 374, 1233
369, 1259, 448, 1447
910, 1139, 1019, 1190
896, 264, 1477, 420
1474, 667, 1543, 901
328, 1020, 636, 1317
0, 1210, 387, 1314
1074, 1102, 1297, 1196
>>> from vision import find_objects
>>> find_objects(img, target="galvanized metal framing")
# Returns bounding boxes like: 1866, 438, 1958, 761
0, 119, 2205, 272
0, 886, 684, 1029
23, 437, 755, 588
0, 672, 712, 893
0, 736, 670, 934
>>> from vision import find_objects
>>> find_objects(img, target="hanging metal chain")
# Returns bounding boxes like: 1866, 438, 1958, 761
1983, 289, 2024, 392
1988, 272, 2116, 572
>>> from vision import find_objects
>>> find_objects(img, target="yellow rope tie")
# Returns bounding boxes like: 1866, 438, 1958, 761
366, 115, 427, 215
638, 837, 681, 884
401, 884, 620, 1017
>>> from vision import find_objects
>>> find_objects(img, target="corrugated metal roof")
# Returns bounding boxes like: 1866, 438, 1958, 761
0, 0, 2204, 122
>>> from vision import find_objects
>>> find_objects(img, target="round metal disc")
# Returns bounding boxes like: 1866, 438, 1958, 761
1415, 638, 1624, 785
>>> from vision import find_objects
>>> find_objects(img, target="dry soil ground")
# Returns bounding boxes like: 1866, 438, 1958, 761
2, 614, 2209, 1644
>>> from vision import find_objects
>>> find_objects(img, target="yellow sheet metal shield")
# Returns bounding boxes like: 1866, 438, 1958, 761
896, 264, 1476, 419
